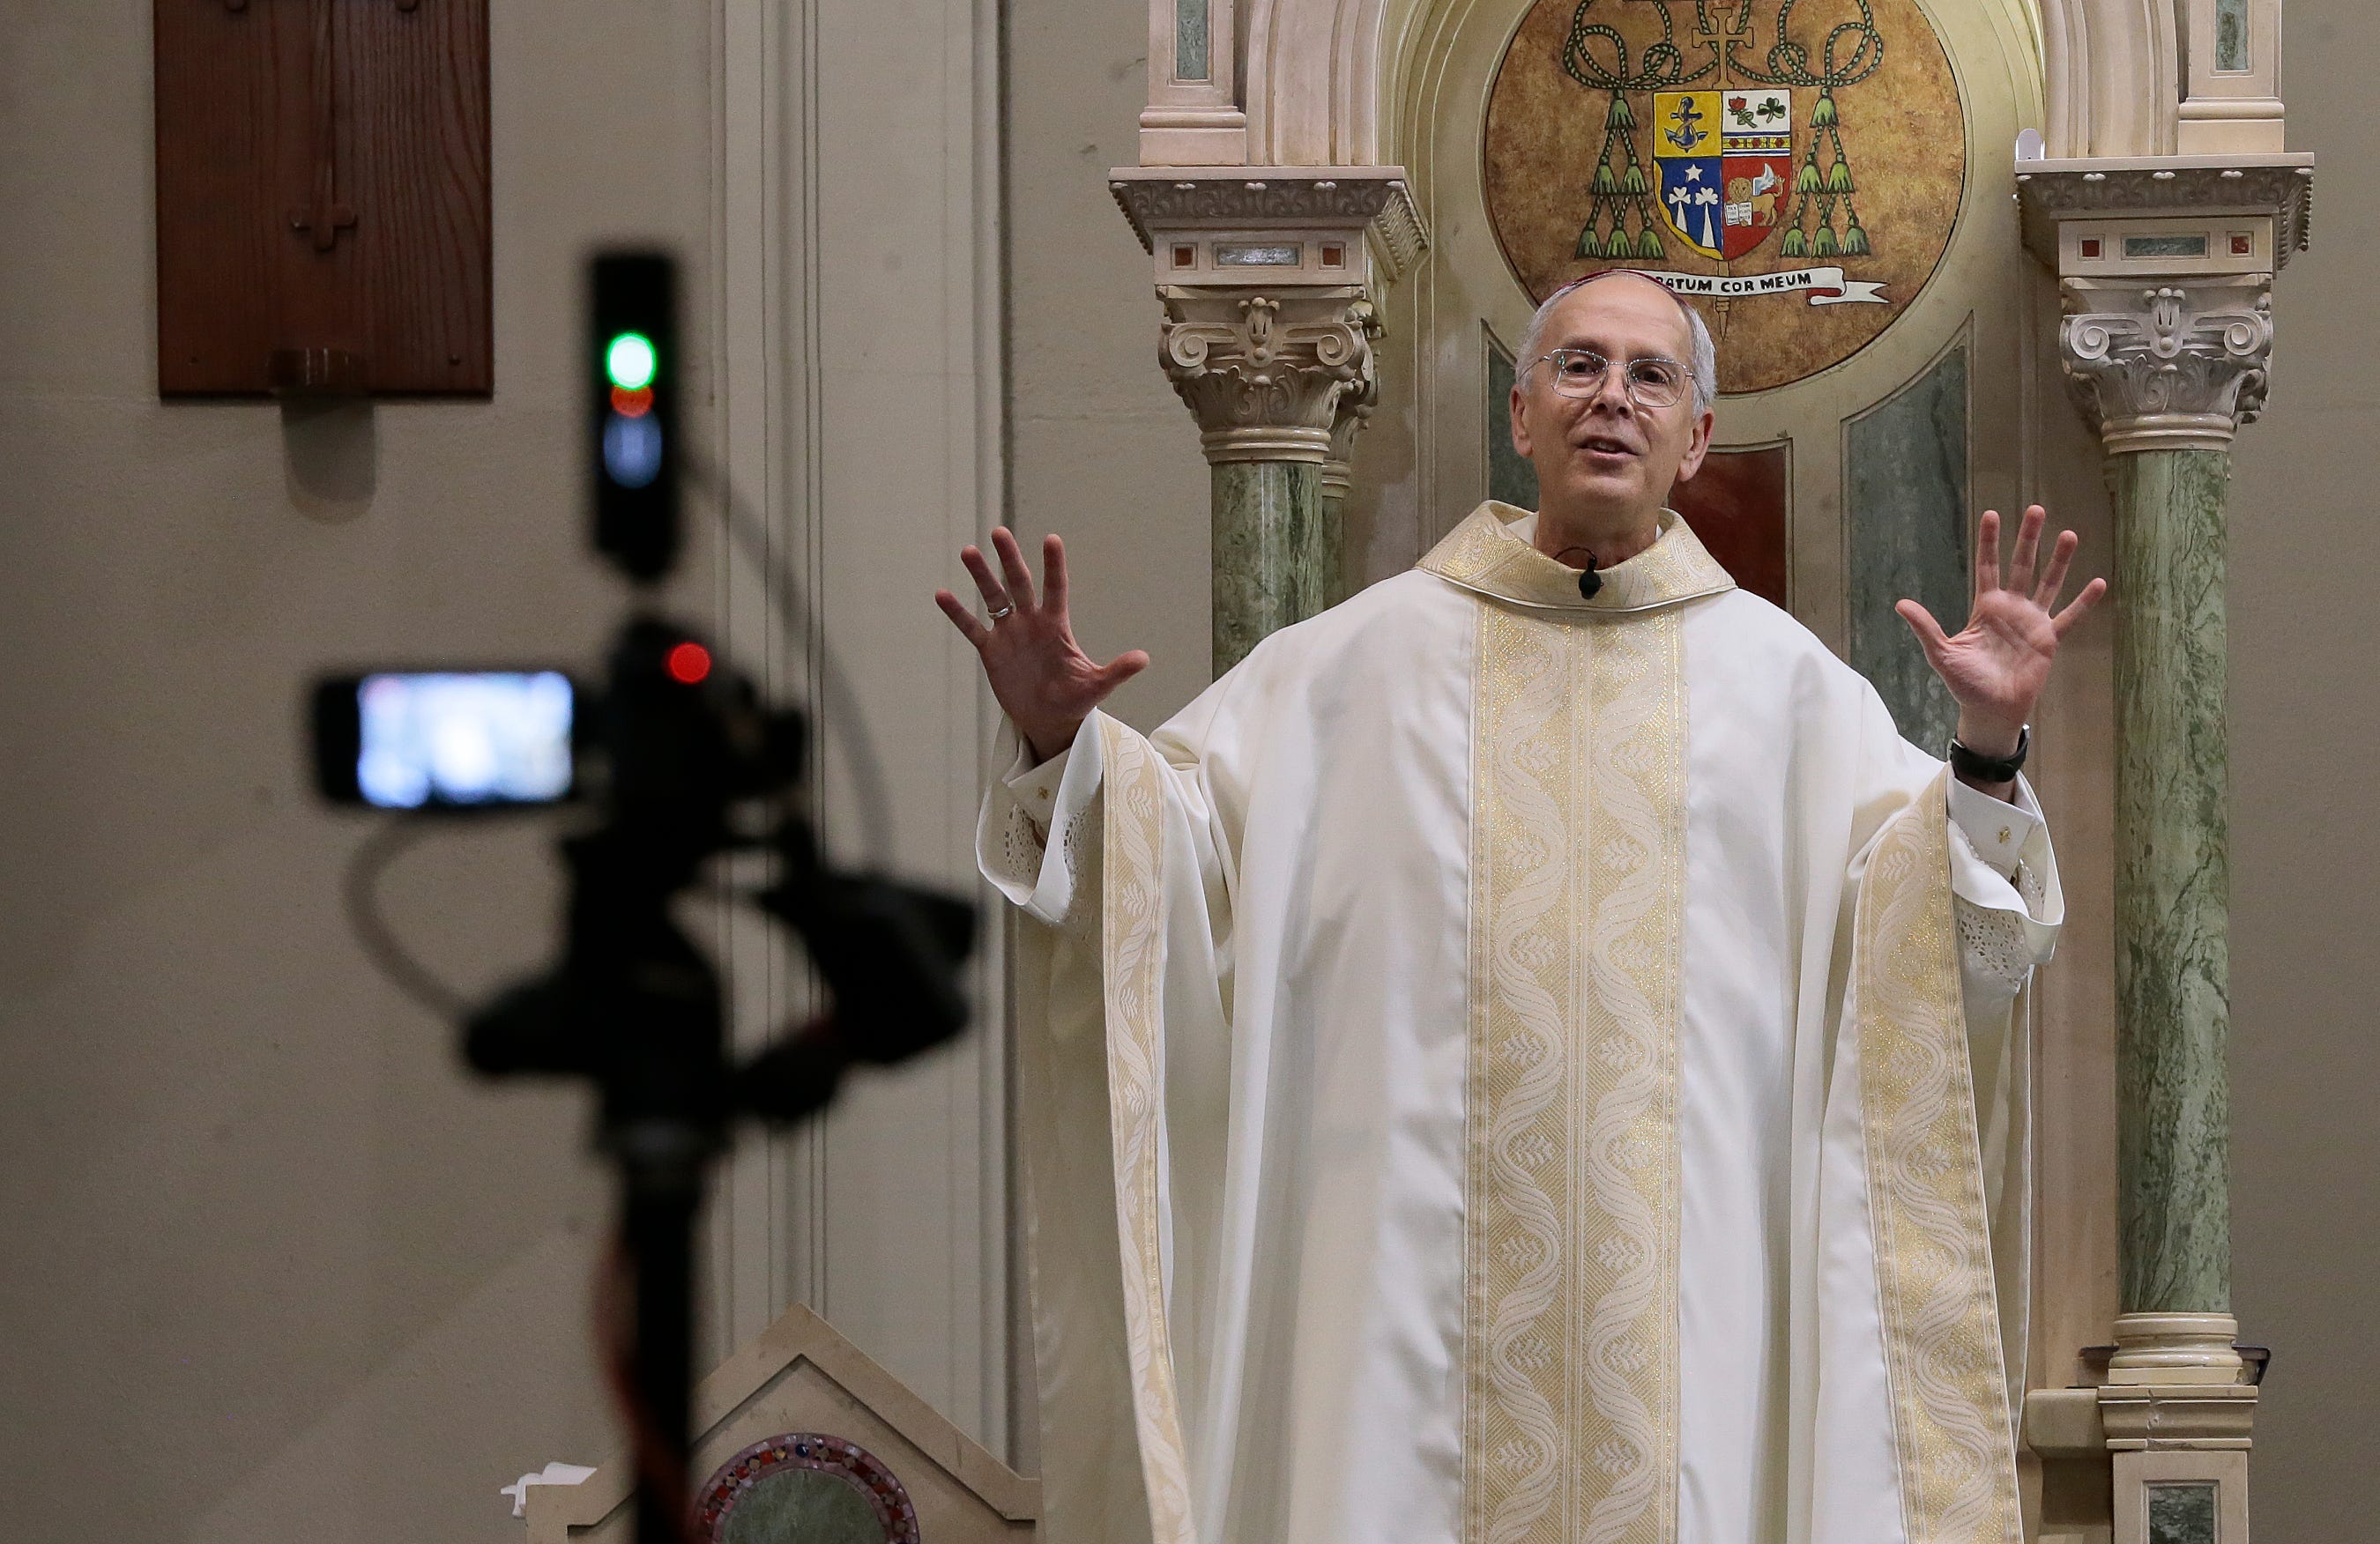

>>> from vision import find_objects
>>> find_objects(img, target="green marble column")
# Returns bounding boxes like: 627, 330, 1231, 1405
2112, 448, 2234, 1315
1212, 459, 1331, 673
1161, 289, 1374, 676
1315, 475, 1350, 611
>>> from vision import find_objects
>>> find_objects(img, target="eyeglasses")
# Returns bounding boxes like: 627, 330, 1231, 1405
1532, 348, 1694, 409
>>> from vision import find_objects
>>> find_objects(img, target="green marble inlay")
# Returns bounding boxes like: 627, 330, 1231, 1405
2125, 234, 2212, 260
1213, 460, 1331, 675
721, 1468, 889, 1544
2114, 448, 2233, 1315
2216, 0, 2250, 71
1176, 0, 1210, 80
1487, 338, 1541, 510
1848, 342, 1970, 754
2148, 1481, 2220, 1544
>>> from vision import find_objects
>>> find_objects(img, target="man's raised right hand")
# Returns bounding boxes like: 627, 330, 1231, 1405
936, 527, 1149, 765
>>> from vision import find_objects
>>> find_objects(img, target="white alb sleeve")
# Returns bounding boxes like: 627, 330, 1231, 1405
974, 718, 1104, 929
1944, 775, 2064, 1015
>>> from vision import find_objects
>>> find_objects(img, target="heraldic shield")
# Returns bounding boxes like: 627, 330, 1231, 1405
1655, 86, 1793, 261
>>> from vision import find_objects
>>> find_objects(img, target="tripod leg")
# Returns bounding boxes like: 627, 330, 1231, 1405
620, 1133, 704, 1543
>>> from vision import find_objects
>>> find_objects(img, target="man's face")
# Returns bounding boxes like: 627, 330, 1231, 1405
1510, 275, 1714, 523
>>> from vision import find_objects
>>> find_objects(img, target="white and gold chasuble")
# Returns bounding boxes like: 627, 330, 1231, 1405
980, 504, 2062, 1544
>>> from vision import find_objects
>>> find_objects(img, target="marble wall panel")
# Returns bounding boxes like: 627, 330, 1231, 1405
1484, 335, 1538, 511
1847, 339, 1971, 753
1673, 445, 1790, 607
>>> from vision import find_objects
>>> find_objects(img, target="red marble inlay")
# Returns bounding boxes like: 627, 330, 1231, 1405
1672, 444, 1789, 606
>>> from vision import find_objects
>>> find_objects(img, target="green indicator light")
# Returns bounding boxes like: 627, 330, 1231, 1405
606, 332, 658, 390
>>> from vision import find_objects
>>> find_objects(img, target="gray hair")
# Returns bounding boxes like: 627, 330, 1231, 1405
1515, 271, 1717, 416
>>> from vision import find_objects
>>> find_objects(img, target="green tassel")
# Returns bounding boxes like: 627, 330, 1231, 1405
1841, 223, 1870, 256
1811, 93, 1837, 127
1622, 164, 1647, 194
1826, 160, 1855, 194
1636, 227, 1664, 260
1813, 225, 1839, 257
1781, 226, 1808, 257
1607, 96, 1635, 129
1576, 226, 1605, 258
1592, 164, 1618, 195
1796, 159, 1823, 193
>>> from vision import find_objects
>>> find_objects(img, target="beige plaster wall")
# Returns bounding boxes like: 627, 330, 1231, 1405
2225, 0, 2380, 1528
0, 4, 720, 1539
0, 3, 910, 1540
996, 0, 1211, 1470
1001, 4, 1213, 743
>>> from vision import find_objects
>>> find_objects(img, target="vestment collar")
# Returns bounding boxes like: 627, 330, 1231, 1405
1415, 501, 1736, 614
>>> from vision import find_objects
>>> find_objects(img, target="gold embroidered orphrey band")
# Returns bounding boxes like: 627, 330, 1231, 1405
1098, 717, 1201, 1544
1463, 593, 1689, 1544
1420, 501, 1734, 614
1853, 771, 2026, 1544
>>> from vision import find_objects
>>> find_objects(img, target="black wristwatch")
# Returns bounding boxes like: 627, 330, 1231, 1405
1948, 725, 2029, 783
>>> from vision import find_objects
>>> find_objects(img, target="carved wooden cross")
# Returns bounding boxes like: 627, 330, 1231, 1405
289, 0, 354, 249
222, 0, 422, 251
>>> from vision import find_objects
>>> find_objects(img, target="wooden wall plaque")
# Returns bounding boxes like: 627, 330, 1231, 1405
154, 0, 491, 397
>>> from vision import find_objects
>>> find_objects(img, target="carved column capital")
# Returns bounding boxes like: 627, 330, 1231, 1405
2059, 273, 2274, 454
1319, 299, 1383, 504
1160, 287, 1375, 465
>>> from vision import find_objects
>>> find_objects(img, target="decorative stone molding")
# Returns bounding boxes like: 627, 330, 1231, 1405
2099, 1383, 2259, 1450
2037, 0, 2182, 159
1243, 0, 1387, 167
2059, 274, 2273, 453
1141, 0, 1248, 166
1161, 288, 1374, 464
2015, 153, 2314, 271
1112, 167, 1428, 286
2175, 0, 2285, 155
2026, 1379, 2258, 1544
2106, 1310, 2250, 1387
524, 1303, 1038, 1542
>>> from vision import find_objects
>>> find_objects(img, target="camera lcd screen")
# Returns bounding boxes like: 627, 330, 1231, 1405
353, 672, 576, 808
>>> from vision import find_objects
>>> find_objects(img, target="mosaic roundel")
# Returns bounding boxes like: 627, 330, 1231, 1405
695, 1433, 921, 1544
1484, 0, 1967, 394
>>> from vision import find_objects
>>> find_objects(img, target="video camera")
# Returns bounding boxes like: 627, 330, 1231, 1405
309, 253, 977, 1542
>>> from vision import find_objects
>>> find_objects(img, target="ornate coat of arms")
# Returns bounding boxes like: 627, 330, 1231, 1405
1649, 85, 1796, 259
1483, 0, 1967, 393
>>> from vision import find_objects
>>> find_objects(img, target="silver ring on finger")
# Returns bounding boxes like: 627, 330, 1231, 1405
988, 603, 1015, 620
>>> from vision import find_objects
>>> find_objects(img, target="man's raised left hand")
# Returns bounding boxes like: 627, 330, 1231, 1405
1894, 504, 2108, 762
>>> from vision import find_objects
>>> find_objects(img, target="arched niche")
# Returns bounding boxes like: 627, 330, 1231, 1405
1216, 1, 2224, 171
1223, 0, 2126, 1403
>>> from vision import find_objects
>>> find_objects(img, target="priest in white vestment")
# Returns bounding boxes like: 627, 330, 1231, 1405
936, 271, 2104, 1544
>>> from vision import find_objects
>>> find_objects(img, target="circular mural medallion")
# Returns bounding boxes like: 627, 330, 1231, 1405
1483, 0, 1967, 394
695, 1433, 921, 1544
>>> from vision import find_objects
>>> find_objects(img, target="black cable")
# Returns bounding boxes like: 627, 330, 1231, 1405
339, 463, 898, 1007
343, 817, 472, 1020
681, 455, 897, 868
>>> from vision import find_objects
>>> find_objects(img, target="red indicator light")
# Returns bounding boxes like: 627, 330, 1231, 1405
610, 384, 654, 418
666, 642, 712, 685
